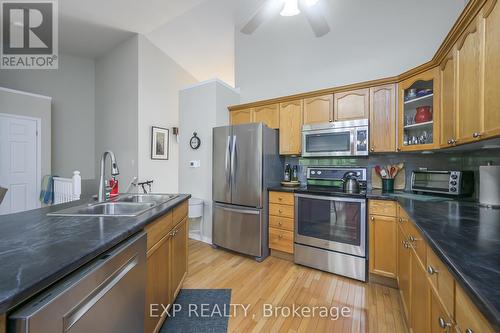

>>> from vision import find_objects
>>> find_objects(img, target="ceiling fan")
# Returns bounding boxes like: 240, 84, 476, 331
240, 0, 330, 37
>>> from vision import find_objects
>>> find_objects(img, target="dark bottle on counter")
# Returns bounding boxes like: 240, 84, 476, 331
292, 165, 298, 182
284, 164, 291, 182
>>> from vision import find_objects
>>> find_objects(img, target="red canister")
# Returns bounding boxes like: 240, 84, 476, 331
415, 106, 432, 123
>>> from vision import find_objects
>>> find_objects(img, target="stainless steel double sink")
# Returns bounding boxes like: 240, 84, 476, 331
47, 194, 178, 217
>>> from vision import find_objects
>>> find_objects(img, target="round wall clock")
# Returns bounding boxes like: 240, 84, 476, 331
190, 132, 201, 150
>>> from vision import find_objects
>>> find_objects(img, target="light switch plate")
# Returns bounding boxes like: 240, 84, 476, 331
189, 160, 201, 168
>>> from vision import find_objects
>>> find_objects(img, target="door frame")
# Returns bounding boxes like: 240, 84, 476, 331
0, 112, 42, 210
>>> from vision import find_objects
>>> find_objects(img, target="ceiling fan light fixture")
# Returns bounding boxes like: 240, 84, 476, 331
280, 0, 300, 16
303, 0, 319, 7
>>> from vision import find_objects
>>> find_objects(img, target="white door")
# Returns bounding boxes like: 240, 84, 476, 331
0, 114, 39, 215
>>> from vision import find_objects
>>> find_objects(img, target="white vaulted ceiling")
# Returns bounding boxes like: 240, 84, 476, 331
58, 0, 469, 88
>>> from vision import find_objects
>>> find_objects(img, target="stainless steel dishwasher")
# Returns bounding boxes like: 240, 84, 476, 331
8, 232, 147, 333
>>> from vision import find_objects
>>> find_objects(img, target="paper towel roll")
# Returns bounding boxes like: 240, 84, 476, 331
479, 165, 500, 206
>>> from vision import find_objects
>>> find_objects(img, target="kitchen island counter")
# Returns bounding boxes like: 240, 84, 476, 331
0, 194, 190, 315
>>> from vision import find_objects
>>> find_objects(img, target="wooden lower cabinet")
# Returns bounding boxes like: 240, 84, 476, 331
269, 191, 295, 254
411, 250, 430, 333
170, 218, 188, 300
369, 214, 397, 278
145, 204, 188, 333
430, 288, 453, 333
145, 234, 171, 333
397, 225, 411, 320
455, 284, 495, 333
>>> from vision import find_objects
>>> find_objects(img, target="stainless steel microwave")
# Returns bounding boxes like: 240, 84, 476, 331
301, 119, 369, 157
411, 170, 474, 195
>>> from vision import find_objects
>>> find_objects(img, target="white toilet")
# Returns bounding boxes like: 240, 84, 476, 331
188, 198, 204, 241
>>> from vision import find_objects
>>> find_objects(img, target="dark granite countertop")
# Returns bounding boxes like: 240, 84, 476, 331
268, 186, 305, 193
0, 194, 190, 314
367, 190, 500, 330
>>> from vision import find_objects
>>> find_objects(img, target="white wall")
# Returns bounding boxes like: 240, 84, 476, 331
137, 35, 197, 193
95, 36, 139, 187
0, 88, 52, 180
179, 80, 240, 242
235, 0, 467, 103
0, 54, 95, 179
147, 0, 235, 86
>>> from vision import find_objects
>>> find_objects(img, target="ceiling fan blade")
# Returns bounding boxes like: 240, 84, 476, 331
240, 0, 284, 35
299, 1, 330, 37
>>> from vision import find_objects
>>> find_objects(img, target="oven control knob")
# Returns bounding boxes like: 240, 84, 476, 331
311, 171, 316, 175
450, 187, 457, 192
451, 174, 458, 180
450, 181, 457, 186
317, 171, 322, 175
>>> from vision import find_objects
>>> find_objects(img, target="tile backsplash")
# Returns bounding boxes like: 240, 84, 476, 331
284, 149, 500, 199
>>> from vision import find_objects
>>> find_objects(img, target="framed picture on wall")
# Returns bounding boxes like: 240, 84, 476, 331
151, 126, 169, 160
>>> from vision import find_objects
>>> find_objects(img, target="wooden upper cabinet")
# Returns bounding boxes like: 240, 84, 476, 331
483, 0, 500, 139
334, 88, 370, 121
253, 104, 279, 129
398, 67, 440, 152
230, 108, 253, 125
440, 50, 457, 147
369, 214, 397, 278
456, 16, 484, 143
279, 100, 303, 155
303, 94, 334, 124
369, 84, 397, 152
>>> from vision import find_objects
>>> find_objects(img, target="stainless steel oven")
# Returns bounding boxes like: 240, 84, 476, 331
302, 119, 369, 157
294, 193, 367, 281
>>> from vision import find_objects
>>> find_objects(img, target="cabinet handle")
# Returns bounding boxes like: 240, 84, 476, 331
278, 222, 282, 226
398, 217, 403, 223
370, 147, 375, 152
279, 209, 283, 213
427, 265, 439, 275
438, 317, 452, 329
465, 329, 474, 333
447, 139, 452, 145
370, 216, 375, 221
397, 147, 401, 152
278, 197, 283, 201
408, 235, 417, 242
403, 241, 410, 249
278, 234, 283, 239
472, 132, 482, 138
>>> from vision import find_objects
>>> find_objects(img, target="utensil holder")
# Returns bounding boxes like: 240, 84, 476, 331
382, 178, 395, 192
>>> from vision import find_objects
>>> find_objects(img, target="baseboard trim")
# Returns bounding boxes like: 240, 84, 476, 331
270, 249, 294, 262
369, 273, 398, 288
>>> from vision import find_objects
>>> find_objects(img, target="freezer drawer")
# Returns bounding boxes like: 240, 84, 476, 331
8, 232, 146, 333
213, 203, 262, 257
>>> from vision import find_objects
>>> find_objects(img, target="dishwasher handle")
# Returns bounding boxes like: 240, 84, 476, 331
63, 254, 139, 332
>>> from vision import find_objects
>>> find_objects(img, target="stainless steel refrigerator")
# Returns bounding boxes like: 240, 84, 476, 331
212, 123, 282, 261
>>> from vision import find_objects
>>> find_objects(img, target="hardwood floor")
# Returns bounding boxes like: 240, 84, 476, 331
183, 240, 409, 333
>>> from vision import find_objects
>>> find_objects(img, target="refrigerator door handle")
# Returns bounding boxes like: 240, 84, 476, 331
216, 203, 259, 215
225, 135, 231, 184
231, 135, 237, 184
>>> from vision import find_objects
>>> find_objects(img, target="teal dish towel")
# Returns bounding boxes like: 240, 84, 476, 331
40, 175, 54, 204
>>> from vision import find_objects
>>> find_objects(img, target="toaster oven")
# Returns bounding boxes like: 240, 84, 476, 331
411, 170, 474, 196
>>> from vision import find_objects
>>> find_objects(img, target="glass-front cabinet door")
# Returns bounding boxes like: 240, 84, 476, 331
398, 67, 440, 151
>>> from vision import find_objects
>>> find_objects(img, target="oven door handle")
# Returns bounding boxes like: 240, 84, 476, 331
294, 193, 367, 203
